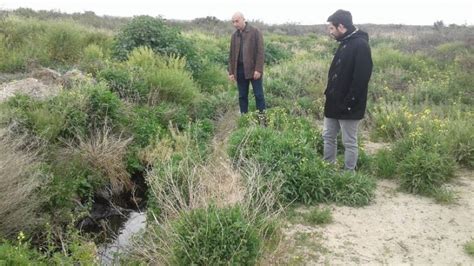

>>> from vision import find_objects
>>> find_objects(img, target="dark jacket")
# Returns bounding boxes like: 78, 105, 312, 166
228, 23, 264, 79
324, 29, 373, 120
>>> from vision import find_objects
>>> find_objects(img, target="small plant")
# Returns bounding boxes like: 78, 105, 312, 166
171, 205, 261, 265
0, 235, 47, 265
371, 149, 397, 179
398, 147, 455, 194
303, 207, 333, 225
329, 171, 376, 207
464, 240, 474, 256
430, 187, 457, 205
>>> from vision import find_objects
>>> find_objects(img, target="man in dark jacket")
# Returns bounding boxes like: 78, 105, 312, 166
228, 12, 266, 118
323, 9, 373, 171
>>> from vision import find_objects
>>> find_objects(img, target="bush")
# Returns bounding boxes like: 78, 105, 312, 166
45, 22, 84, 64
193, 62, 229, 93
0, 40, 28, 72
113, 16, 201, 74
371, 149, 397, 179
127, 106, 165, 148
43, 158, 102, 212
265, 41, 293, 65
370, 104, 412, 141
80, 44, 105, 76
4, 82, 125, 141
0, 239, 47, 265
171, 205, 260, 265
444, 120, 474, 168
229, 109, 375, 206
98, 63, 147, 102
85, 83, 123, 129
145, 59, 200, 106
398, 147, 455, 194
329, 171, 376, 206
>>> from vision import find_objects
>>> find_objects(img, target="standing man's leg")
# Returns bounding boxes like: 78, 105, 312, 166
250, 78, 266, 113
237, 64, 250, 114
340, 119, 360, 170
322, 117, 340, 164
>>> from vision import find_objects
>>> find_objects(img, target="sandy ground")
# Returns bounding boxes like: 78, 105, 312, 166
277, 168, 474, 265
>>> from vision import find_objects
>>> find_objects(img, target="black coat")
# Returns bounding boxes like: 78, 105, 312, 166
324, 29, 373, 120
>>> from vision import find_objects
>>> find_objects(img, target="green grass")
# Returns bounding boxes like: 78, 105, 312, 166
303, 207, 333, 225
464, 240, 474, 256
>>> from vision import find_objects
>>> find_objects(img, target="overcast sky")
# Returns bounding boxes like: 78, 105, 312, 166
1, 0, 473, 25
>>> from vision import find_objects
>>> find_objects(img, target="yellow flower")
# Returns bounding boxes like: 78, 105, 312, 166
17, 231, 26, 244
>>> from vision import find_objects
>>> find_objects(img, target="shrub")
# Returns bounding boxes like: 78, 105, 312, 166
98, 63, 147, 102
0, 40, 28, 72
398, 147, 455, 194
193, 62, 229, 94
45, 22, 84, 64
265, 41, 293, 65
329, 171, 376, 206
127, 105, 165, 148
371, 149, 397, 179
370, 104, 412, 141
72, 127, 134, 194
85, 82, 123, 129
113, 16, 201, 74
0, 239, 47, 265
229, 109, 375, 206
444, 120, 474, 168
80, 44, 105, 76
43, 158, 102, 212
4, 82, 125, 141
145, 59, 200, 106
171, 205, 260, 265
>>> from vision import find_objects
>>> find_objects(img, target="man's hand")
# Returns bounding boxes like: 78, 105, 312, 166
253, 71, 261, 80
228, 74, 235, 82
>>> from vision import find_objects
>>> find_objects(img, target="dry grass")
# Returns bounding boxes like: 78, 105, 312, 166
0, 133, 45, 237
126, 112, 283, 264
68, 126, 133, 195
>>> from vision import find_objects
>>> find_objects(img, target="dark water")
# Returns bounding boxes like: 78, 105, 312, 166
97, 211, 147, 265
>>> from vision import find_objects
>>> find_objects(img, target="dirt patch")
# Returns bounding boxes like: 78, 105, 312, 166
0, 78, 61, 102
200, 110, 244, 206
363, 140, 390, 155
278, 169, 474, 265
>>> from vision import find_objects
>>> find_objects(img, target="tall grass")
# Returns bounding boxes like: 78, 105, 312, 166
0, 134, 46, 238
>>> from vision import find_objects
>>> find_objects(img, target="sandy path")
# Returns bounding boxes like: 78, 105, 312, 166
278, 168, 474, 265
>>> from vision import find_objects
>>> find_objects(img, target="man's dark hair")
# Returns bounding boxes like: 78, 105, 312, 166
327, 9, 353, 28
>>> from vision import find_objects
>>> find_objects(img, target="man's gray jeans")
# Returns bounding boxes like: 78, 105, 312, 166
322, 117, 360, 170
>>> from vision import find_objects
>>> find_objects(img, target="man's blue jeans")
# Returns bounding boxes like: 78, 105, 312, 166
237, 64, 266, 113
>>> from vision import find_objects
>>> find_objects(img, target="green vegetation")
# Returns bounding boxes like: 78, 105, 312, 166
464, 240, 474, 256
0, 8, 472, 264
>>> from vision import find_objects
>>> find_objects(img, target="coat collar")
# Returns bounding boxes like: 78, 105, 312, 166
338, 28, 359, 42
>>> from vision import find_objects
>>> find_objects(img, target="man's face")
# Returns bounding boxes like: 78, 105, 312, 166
328, 23, 344, 39
232, 16, 245, 31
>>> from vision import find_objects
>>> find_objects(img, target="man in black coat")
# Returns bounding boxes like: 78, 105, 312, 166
322, 9, 373, 171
